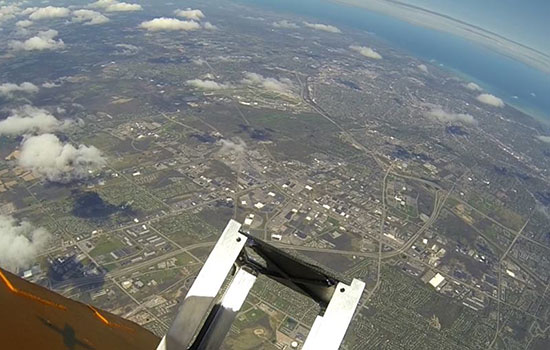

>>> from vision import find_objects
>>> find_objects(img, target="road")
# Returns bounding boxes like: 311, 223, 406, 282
54, 241, 215, 294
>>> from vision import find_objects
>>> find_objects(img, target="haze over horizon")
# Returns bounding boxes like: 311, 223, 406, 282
332, 0, 550, 74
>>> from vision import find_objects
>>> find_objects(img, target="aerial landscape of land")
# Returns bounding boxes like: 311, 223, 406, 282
1, 0, 550, 349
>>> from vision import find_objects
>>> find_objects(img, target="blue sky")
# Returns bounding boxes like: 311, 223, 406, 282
391, 0, 550, 56
326, 0, 550, 73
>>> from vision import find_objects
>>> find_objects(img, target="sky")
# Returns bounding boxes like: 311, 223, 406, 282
401, 0, 550, 56
247, 0, 550, 118
333, 0, 550, 73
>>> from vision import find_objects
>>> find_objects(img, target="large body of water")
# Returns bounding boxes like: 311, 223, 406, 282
241, 0, 550, 122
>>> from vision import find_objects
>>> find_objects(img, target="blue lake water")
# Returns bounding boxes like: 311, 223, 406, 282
240, 0, 550, 122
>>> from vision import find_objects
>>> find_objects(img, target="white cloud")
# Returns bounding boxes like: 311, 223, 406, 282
89, 0, 115, 8
418, 64, 428, 73
219, 138, 246, 154
0, 5, 21, 23
426, 107, 477, 125
18, 133, 105, 183
187, 79, 230, 90
272, 20, 299, 29
0, 106, 73, 136
72, 9, 109, 25
203, 21, 217, 30
140, 17, 200, 32
105, 2, 142, 12
28, 6, 70, 20
350, 45, 382, 59
0, 82, 39, 97
476, 93, 504, 108
303, 21, 341, 33
21, 7, 38, 16
174, 8, 204, 21
465, 82, 482, 91
16, 20, 33, 28
42, 81, 61, 88
242, 72, 294, 93
9, 29, 65, 51
0, 215, 50, 272
536, 136, 550, 143
90, 0, 142, 12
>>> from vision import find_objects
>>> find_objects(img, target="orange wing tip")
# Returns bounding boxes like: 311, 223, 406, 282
88, 305, 135, 332
0, 269, 66, 310
1, 269, 135, 331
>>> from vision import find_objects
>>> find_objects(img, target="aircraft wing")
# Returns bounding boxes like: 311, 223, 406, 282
0, 268, 160, 350
1, 219, 364, 350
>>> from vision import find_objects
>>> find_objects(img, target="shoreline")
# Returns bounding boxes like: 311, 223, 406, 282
238, 0, 550, 127
438, 65, 550, 127
329, 0, 550, 126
